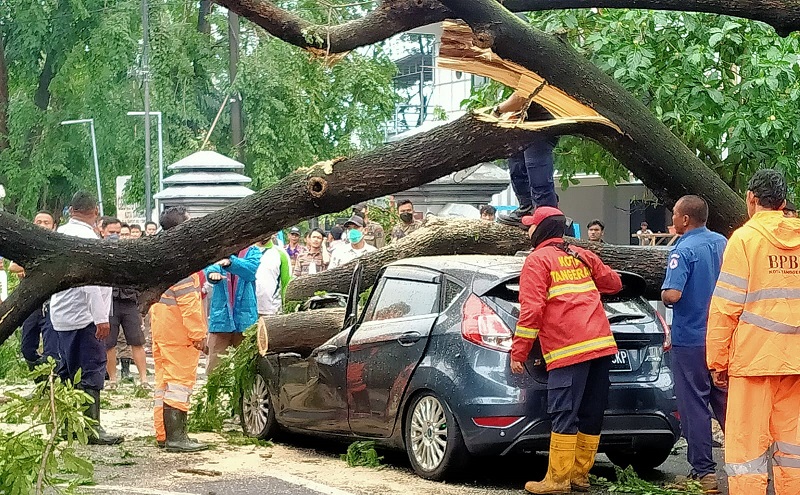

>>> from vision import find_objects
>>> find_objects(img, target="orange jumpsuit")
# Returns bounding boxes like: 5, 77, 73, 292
707, 211, 800, 495
150, 273, 208, 442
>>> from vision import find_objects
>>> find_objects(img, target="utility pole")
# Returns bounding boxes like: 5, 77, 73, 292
228, 10, 244, 162
142, 0, 153, 222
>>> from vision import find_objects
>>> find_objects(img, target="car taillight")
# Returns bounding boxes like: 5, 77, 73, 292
461, 294, 513, 352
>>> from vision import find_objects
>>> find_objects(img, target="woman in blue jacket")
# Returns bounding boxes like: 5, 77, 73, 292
204, 245, 262, 373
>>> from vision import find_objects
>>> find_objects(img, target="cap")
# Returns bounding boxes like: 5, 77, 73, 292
289, 227, 301, 235
343, 215, 365, 228
521, 206, 565, 226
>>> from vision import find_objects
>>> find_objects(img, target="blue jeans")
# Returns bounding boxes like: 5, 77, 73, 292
20, 304, 59, 365
56, 323, 107, 391
672, 345, 727, 476
508, 136, 559, 209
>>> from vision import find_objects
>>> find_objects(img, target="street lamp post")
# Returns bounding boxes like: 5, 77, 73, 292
127, 111, 163, 190
61, 118, 104, 215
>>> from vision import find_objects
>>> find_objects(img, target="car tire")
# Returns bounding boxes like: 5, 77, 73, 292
404, 392, 469, 481
239, 373, 279, 440
606, 447, 673, 472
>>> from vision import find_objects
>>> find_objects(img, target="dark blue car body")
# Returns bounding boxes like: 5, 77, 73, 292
248, 255, 680, 480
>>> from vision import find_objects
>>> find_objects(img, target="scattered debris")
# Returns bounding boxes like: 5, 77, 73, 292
177, 468, 222, 477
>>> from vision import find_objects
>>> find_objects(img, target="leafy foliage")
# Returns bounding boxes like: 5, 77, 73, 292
0, 331, 28, 382
189, 326, 258, 433
592, 466, 703, 494
341, 440, 383, 468
0, 0, 396, 218
0, 360, 95, 494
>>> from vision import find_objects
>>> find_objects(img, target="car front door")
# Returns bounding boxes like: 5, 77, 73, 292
347, 267, 442, 438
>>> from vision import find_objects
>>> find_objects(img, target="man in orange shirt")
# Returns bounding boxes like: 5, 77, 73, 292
707, 169, 800, 495
150, 207, 208, 452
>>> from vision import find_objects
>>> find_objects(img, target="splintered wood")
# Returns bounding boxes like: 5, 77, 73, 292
438, 20, 620, 133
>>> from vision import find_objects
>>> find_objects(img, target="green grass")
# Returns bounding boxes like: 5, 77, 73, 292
0, 331, 30, 383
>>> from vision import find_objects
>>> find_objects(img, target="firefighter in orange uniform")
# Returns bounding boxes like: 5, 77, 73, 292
707, 169, 800, 495
510, 206, 622, 494
150, 206, 209, 452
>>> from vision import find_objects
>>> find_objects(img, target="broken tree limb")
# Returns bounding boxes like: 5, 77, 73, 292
285, 218, 668, 302
214, 0, 800, 56
435, 14, 746, 235
257, 309, 346, 355
0, 113, 596, 343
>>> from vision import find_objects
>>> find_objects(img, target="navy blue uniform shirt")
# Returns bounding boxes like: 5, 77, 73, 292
661, 227, 727, 347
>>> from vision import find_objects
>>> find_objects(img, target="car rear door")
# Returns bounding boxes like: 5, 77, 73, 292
347, 266, 442, 438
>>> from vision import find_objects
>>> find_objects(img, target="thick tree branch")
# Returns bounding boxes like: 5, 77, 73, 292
285, 217, 668, 302
435, 13, 746, 234
213, 0, 799, 56
0, 114, 605, 343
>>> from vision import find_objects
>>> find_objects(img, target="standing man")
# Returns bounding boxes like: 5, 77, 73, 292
493, 95, 559, 228
294, 228, 329, 276
285, 227, 306, 263
636, 221, 654, 245
390, 200, 422, 242
510, 207, 622, 494
150, 206, 208, 452
204, 244, 262, 374
9, 212, 59, 370
144, 221, 158, 236
327, 225, 345, 254
353, 203, 386, 249
586, 220, 606, 243
329, 216, 377, 269
661, 195, 728, 492
129, 224, 143, 238
707, 169, 800, 495
49, 192, 122, 445
255, 234, 292, 318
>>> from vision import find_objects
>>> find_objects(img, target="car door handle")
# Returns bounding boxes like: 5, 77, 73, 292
313, 344, 338, 356
397, 331, 422, 346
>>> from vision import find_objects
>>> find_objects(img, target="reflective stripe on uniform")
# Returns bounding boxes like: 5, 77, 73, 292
158, 296, 179, 306
745, 288, 800, 303
773, 454, 800, 468
172, 285, 197, 298
543, 335, 616, 364
713, 286, 746, 304
515, 325, 539, 339
725, 450, 770, 476
718, 271, 748, 289
547, 280, 597, 300
164, 383, 192, 403
776, 442, 800, 456
740, 311, 800, 335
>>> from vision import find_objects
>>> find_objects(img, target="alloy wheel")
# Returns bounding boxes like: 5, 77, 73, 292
242, 374, 270, 436
409, 396, 448, 471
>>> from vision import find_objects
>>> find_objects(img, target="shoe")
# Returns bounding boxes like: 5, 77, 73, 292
156, 440, 165, 449
570, 432, 600, 492
667, 473, 720, 494
498, 204, 534, 228
84, 389, 124, 445
163, 404, 208, 453
524, 432, 576, 494
119, 359, 132, 381
139, 381, 153, 391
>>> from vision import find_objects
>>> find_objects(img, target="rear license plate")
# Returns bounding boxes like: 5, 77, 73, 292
610, 350, 632, 372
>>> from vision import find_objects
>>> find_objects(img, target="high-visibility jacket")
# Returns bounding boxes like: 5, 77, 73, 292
512, 238, 623, 370
150, 273, 208, 347
707, 210, 800, 376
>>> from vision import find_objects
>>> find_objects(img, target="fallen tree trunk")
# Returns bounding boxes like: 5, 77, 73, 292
257, 309, 345, 355
285, 218, 668, 302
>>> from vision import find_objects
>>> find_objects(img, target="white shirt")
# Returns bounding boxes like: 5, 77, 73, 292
328, 243, 376, 269
256, 245, 288, 316
49, 219, 113, 331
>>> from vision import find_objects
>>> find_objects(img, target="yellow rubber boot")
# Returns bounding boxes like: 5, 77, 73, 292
525, 432, 577, 494
571, 432, 601, 492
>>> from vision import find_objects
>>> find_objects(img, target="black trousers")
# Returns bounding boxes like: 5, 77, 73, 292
547, 356, 613, 435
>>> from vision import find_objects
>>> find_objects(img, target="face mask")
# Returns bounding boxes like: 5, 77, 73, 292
399, 212, 413, 223
107, 233, 120, 241
348, 229, 364, 244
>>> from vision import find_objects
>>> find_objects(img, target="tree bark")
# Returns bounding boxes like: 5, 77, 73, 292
285, 218, 668, 302
0, 113, 600, 344
435, 15, 746, 235
0, 33, 8, 150
198, 0, 213, 34
257, 309, 345, 355
213, 0, 799, 56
